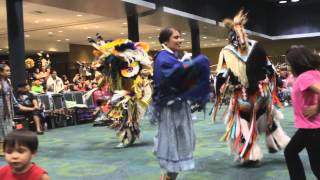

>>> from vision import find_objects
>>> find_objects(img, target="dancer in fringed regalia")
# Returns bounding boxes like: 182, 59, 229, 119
152, 27, 210, 180
212, 10, 290, 166
87, 34, 153, 148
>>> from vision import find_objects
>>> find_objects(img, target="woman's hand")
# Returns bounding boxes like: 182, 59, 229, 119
303, 105, 318, 119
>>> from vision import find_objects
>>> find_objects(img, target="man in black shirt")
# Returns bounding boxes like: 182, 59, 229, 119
15, 83, 44, 134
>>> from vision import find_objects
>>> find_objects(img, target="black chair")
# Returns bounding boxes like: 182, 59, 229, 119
63, 93, 74, 101
85, 94, 95, 108
37, 94, 52, 110
73, 92, 85, 104
36, 94, 56, 129
51, 94, 65, 109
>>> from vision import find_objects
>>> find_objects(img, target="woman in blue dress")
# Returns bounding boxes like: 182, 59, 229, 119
153, 27, 210, 180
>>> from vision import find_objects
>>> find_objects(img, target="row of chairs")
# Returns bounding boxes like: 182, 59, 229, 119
35, 92, 95, 129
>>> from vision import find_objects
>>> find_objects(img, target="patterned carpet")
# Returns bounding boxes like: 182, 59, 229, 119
0, 105, 317, 180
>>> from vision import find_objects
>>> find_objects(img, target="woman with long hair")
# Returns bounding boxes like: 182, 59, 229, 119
0, 64, 39, 155
284, 45, 320, 180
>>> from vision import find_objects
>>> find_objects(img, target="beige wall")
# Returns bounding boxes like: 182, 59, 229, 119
199, 37, 320, 68
68, 44, 95, 77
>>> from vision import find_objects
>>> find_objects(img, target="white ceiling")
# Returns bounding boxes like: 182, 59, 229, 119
0, 0, 228, 54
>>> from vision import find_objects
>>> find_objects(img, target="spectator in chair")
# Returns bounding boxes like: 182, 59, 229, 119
31, 80, 44, 94
16, 83, 44, 135
46, 70, 64, 93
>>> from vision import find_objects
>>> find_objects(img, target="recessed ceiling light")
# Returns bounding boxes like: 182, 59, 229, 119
58, 30, 63, 33
76, 14, 83, 17
87, 36, 92, 39
48, 48, 57, 52
95, 26, 100, 29
25, 34, 30, 38
156, 28, 161, 31
291, 0, 299, 2
34, 20, 39, 23
0, 49, 3, 51
57, 40, 61, 42
187, 42, 191, 44
122, 22, 127, 25
120, 32, 125, 35
83, 27, 89, 30
65, 38, 70, 41
202, 36, 207, 39
45, 18, 52, 22
182, 32, 186, 35
279, 0, 287, 4
48, 32, 53, 34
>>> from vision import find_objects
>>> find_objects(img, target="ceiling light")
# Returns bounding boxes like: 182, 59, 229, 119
83, 27, 89, 30
87, 36, 92, 39
0, 49, 3, 51
95, 26, 100, 29
25, 34, 30, 38
48, 48, 57, 52
122, 22, 127, 25
148, 36, 152, 39
45, 18, 52, 22
151, 42, 155, 44
120, 32, 125, 35
58, 30, 63, 33
76, 14, 83, 17
182, 32, 186, 35
187, 42, 191, 44
65, 38, 70, 41
279, 0, 287, 4
291, 0, 299, 2
202, 36, 207, 39
34, 20, 39, 23
57, 40, 61, 42
156, 28, 161, 31
48, 32, 53, 34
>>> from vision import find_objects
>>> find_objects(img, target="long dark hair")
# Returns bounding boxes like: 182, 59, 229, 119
158, 27, 180, 44
286, 45, 320, 77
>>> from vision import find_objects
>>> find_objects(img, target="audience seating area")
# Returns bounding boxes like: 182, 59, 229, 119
14, 91, 95, 130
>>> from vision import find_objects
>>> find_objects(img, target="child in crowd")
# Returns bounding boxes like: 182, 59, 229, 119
0, 129, 50, 180
284, 45, 320, 180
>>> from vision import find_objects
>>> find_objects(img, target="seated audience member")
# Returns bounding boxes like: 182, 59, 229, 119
73, 73, 81, 84
31, 80, 44, 94
62, 75, 69, 85
16, 83, 44, 135
0, 129, 50, 179
46, 70, 64, 93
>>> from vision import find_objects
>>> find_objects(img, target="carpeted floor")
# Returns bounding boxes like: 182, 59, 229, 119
0, 105, 317, 180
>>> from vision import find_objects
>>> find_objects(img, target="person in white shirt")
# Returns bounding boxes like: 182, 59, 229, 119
46, 70, 64, 93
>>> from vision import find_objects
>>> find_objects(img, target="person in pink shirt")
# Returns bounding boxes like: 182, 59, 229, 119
284, 45, 320, 180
